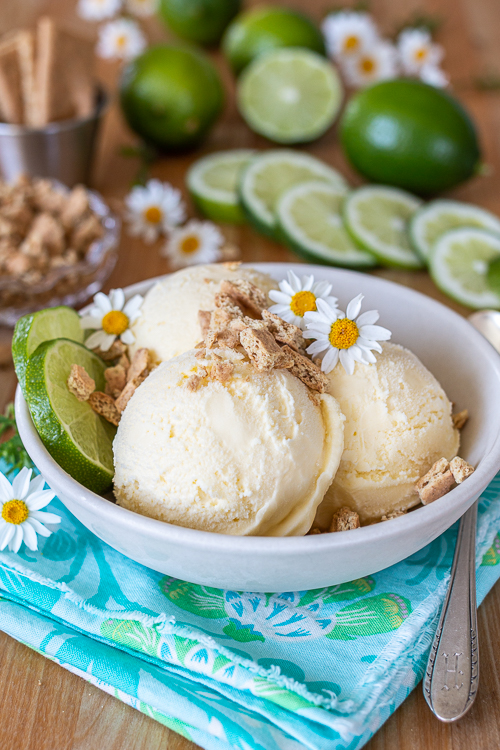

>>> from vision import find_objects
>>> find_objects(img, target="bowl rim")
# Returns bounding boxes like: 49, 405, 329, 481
15, 262, 500, 555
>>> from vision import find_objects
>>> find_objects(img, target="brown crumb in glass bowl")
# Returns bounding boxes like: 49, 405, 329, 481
0, 175, 120, 326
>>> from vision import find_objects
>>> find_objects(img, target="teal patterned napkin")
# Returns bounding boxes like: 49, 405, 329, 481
1, 459, 500, 750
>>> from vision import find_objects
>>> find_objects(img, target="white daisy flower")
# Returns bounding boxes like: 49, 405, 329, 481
304, 293, 391, 375
268, 270, 338, 330
322, 11, 379, 61
80, 288, 144, 351
419, 64, 449, 88
162, 220, 224, 270
77, 0, 122, 21
342, 41, 399, 88
0, 469, 60, 554
124, 179, 186, 243
397, 28, 444, 75
125, 0, 158, 17
96, 18, 147, 61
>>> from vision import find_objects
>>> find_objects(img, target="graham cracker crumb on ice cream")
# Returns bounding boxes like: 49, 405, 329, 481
128, 264, 278, 365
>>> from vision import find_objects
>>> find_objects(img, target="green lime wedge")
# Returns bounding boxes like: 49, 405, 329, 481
239, 149, 348, 238
237, 48, 342, 144
276, 181, 376, 268
429, 227, 500, 309
409, 199, 500, 262
487, 257, 500, 298
343, 185, 423, 269
25, 339, 116, 493
187, 149, 254, 223
13, 306, 83, 395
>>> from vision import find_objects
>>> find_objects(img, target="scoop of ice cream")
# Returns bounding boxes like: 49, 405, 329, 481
129, 264, 278, 364
113, 350, 345, 536
317, 342, 459, 525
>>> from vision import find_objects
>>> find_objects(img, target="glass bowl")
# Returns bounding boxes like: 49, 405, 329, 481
0, 183, 120, 326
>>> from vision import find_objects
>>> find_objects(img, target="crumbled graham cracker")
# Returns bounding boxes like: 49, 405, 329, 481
67, 363, 95, 401
261, 310, 305, 351
381, 510, 407, 522
211, 360, 234, 383
280, 345, 328, 393
308, 527, 323, 535
239, 327, 294, 371
105, 364, 127, 399
117, 353, 130, 373
206, 308, 240, 349
330, 507, 360, 532
198, 310, 211, 339
88, 391, 120, 426
115, 381, 138, 413
450, 456, 475, 484
222, 260, 242, 270
92, 339, 126, 362
127, 348, 149, 383
214, 292, 245, 319
220, 279, 267, 318
415, 458, 455, 505
186, 374, 203, 392
453, 409, 469, 430
195, 349, 207, 359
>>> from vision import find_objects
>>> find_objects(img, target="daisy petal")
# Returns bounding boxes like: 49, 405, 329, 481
85, 330, 110, 350
306, 340, 330, 356
0, 523, 15, 550
358, 336, 383, 354
322, 347, 339, 373
123, 294, 143, 317
79, 315, 103, 330
359, 324, 392, 341
340, 349, 355, 375
303, 275, 314, 291
27, 518, 51, 537
0, 472, 13, 501
356, 310, 379, 327
269, 291, 292, 306
99, 333, 117, 352
120, 329, 135, 345
28, 474, 46, 494
316, 298, 340, 321
30, 510, 61, 525
12, 468, 32, 499
346, 293, 364, 320
313, 281, 332, 298
93, 292, 112, 315
22, 522, 38, 551
109, 288, 125, 311
280, 280, 295, 297
287, 270, 302, 292
10, 525, 23, 553
25, 490, 55, 511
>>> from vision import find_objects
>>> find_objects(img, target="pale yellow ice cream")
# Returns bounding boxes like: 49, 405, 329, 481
113, 350, 345, 536
317, 342, 460, 525
129, 264, 278, 364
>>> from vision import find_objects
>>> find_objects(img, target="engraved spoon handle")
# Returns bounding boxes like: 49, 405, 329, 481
423, 501, 479, 721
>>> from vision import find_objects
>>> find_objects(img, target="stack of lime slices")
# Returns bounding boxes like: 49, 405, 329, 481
13, 307, 116, 494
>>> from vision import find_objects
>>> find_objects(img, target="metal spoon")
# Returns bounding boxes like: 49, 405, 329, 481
423, 309, 500, 721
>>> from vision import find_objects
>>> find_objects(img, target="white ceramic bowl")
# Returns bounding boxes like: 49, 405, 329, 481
15, 263, 500, 592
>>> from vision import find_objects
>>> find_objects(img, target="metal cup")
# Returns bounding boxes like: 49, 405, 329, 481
0, 88, 108, 187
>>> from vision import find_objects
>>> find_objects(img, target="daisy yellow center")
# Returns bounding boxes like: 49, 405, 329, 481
2, 499, 29, 525
414, 47, 428, 62
102, 310, 129, 336
116, 34, 127, 49
144, 206, 162, 224
329, 318, 359, 349
360, 56, 375, 74
343, 35, 360, 52
180, 235, 200, 255
290, 291, 317, 317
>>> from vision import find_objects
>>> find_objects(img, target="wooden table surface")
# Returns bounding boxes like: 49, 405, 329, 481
2, 0, 500, 748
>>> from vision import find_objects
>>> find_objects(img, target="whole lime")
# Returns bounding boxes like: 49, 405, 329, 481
159, 0, 241, 46
120, 45, 224, 151
222, 5, 325, 75
340, 79, 481, 195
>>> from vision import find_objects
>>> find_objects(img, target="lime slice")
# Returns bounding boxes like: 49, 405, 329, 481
187, 149, 254, 223
343, 185, 423, 269
276, 181, 376, 268
237, 48, 342, 144
25, 339, 116, 493
429, 227, 500, 309
409, 199, 500, 262
239, 149, 348, 237
13, 307, 83, 395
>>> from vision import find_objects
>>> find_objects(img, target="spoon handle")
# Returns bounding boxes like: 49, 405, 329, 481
423, 501, 479, 722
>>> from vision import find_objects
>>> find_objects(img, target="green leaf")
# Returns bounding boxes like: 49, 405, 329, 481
173, 635, 200, 665
0, 403, 34, 476
482, 533, 500, 565
298, 577, 376, 607
100, 618, 160, 657
251, 677, 316, 710
223, 621, 265, 643
160, 578, 227, 619
326, 593, 412, 640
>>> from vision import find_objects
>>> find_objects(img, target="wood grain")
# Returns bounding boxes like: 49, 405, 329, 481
1, 0, 500, 747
